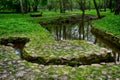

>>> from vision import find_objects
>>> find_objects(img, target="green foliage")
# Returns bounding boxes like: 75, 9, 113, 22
0, 0, 20, 12
0, 12, 120, 80
93, 13, 120, 37
0, 14, 55, 49
0, 18, 39, 36
0, 0, 110, 13
41, 0, 48, 6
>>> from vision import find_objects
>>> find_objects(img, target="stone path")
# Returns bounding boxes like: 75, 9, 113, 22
0, 44, 120, 80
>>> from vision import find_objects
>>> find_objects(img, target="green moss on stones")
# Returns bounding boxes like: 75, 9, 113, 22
0, 13, 119, 80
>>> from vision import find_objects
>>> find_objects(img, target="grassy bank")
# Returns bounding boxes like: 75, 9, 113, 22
0, 12, 120, 79
0, 13, 110, 65
93, 13, 120, 37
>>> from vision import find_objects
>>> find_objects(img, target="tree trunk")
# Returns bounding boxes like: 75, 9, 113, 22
115, 0, 120, 15
78, 0, 85, 40
70, 0, 73, 11
62, 0, 66, 13
23, 0, 30, 13
93, 0, 101, 18
81, 0, 85, 40
109, 0, 113, 12
59, 0, 63, 13
88, 1, 91, 11
103, 0, 107, 12
33, 0, 39, 12
59, 0, 66, 13
19, 0, 24, 14
33, 5, 38, 12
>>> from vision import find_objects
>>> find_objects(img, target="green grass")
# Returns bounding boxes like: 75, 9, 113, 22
0, 11, 120, 79
0, 13, 105, 59
93, 13, 120, 37
0, 14, 55, 52
0, 19, 38, 36
0, 11, 77, 24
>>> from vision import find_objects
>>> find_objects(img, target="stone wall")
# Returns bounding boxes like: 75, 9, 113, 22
91, 27, 120, 53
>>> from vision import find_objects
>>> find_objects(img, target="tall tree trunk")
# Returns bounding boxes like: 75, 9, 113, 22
59, 0, 66, 13
88, 1, 91, 11
103, 0, 107, 12
109, 0, 113, 12
24, 0, 30, 13
33, 0, 39, 12
93, 0, 101, 18
81, 0, 85, 40
54, 0, 58, 12
19, 0, 24, 14
62, 0, 66, 13
70, 0, 73, 11
115, 0, 120, 15
33, 5, 38, 12
78, 0, 85, 40
59, 0, 63, 13
98, 0, 102, 11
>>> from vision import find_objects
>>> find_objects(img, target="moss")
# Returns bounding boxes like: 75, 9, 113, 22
91, 27, 120, 53
0, 12, 119, 80
93, 13, 120, 37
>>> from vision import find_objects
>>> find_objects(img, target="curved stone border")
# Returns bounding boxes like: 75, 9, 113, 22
91, 26, 120, 62
24, 52, 114, 66
0, 37, 115, 66
91, 27, 120, 53
0, 37, 30, 58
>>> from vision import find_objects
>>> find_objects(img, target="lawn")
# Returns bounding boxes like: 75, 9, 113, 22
93, 13, 120, 37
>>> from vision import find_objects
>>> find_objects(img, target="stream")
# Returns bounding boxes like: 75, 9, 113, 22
43, 21, 95, 42
41, 21, 119, 61
12, 20, 119, 62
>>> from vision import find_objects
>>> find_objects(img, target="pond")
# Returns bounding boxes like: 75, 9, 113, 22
43, 21, 95, 42
41, 21, 119, 61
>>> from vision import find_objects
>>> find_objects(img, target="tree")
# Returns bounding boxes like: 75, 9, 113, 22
59, 0, 64, 13
109, 0, 113, 12
32, 0, 40, 12
0, 0, 5, 11
88, 1, 91, 11
115, 0, 120, 15
19, 0, 24, 13
93, 0, 101, 18
69, 0, 73, 11
103, 0, 107, 12
59, 0, 68, 13
47, 0, 53, 11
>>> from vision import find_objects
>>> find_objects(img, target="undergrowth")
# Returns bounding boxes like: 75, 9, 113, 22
93, 13, 120, 37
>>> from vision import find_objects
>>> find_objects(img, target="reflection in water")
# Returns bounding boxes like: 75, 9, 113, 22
14, 48, 22, 58
44, 21, 95, 42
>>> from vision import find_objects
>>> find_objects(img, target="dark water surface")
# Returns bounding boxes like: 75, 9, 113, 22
43, 21, 95, 42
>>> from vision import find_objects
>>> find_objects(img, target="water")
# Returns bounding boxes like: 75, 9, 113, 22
14, 48, 22, 58
43, 21, 95, 42
42, 21, 119, 61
